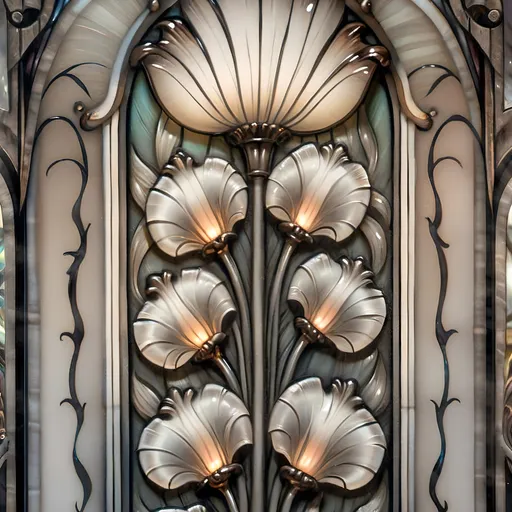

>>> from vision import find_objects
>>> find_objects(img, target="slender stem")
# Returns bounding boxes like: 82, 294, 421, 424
280, 486, 298, 512
268, 475, 282, 512
279, 335, 309, 395
268, 239, 297, 402
251, 176, 266, 512
236, 473, 249, 512
220, 250, 252, 365
213, 354, 243, 398
232, 321, 249, 404
222, 487, 240, 512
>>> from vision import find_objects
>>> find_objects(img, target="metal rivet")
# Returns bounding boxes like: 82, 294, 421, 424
430, 110, 438, 118
148, 0, 160, 11
488, 9, 501, 24
11, 11, 23, 24
74, 102, 85, 113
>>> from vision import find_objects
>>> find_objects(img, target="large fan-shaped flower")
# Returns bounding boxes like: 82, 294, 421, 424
146, 151, 248, 257
267, 143, 370, 243
138, 384, 252, 490
269, 377, 386, 492
288, 253, 386, 353
131, 0, 389, 135
134, 269, 236, 369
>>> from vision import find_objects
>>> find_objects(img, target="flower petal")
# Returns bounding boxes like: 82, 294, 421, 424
134, 270, 236, 369
138, 385, 252, 490
269, 377, 386, 491
288, 254, 386, 353
267, 143, 370, 243
269, 0, 345, 125
181, 0, 246, 122
132, 0, 391, 135
146, 152, 248, 257
282, 23, 388, 132
286, 61, 380, 133
142, 50, 232, 133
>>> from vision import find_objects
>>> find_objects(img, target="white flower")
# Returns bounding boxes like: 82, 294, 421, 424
146, 151, 247, 257
288, 253, 386, 353
138, 385, 252, 490
134, 269, 236, 369
269, 377, 386, 492
131, 0, 389, 134
266, 143, 370, 242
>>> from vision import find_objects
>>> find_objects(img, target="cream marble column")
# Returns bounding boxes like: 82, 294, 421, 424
370, 0, 481, 510
414, 80, 476, 512
27, 0, 150, 509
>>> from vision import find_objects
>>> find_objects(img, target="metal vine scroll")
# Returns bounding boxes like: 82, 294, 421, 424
127, 0, 428, 510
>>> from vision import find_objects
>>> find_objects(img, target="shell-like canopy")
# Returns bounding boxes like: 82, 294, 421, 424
139, 385, 252, 490
288, 253, 386, 353
269, 377, 386, 491
134, 269, 236, 369
133, 0, 389, 134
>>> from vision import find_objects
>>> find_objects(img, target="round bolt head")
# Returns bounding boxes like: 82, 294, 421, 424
488, 9, 501, 24
11, 11, 23, 24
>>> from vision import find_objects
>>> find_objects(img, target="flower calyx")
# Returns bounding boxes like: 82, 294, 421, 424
279, 222, 314, 244
200, 463, 243, 490
228, 123, 290, 146
280, 465, 319, 492
202, 233, 238, 257
194, 337, 226, 363
295, 317, 326, 345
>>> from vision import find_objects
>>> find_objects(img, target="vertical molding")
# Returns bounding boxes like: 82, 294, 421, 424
0, 171, 16, 512
494, 182, 509, 512
400, 116, 417, 512
414, 84, 477, 512
103, 111, 122, 512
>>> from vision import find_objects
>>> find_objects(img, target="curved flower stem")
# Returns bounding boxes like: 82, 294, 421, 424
220, 250, 251, 367
280, 486, 299, 512
236, 473, 249, 512
212, 353, 243, 398
268, 475, 282, 512
279, 335, 309, 395
222, 487, 240, 512
232, 322, 249, 404
268, 238, 297, 402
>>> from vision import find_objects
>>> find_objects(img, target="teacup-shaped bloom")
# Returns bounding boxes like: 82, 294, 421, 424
266, 143, 370, 243
138, 384, 252, 491
146, 151, 247, 257
288, 253, 386, 353
134, 269, 236, 369
131, 0, 389, 134
269, 377, 386, 492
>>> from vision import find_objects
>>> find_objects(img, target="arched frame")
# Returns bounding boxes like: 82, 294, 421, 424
0, 0, 498, 510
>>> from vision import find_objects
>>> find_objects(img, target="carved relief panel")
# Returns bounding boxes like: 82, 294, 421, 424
127, 4, 395, 507
0, 0, 498, 510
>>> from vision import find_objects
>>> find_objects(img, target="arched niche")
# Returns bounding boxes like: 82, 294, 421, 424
24, 0, 484, 511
